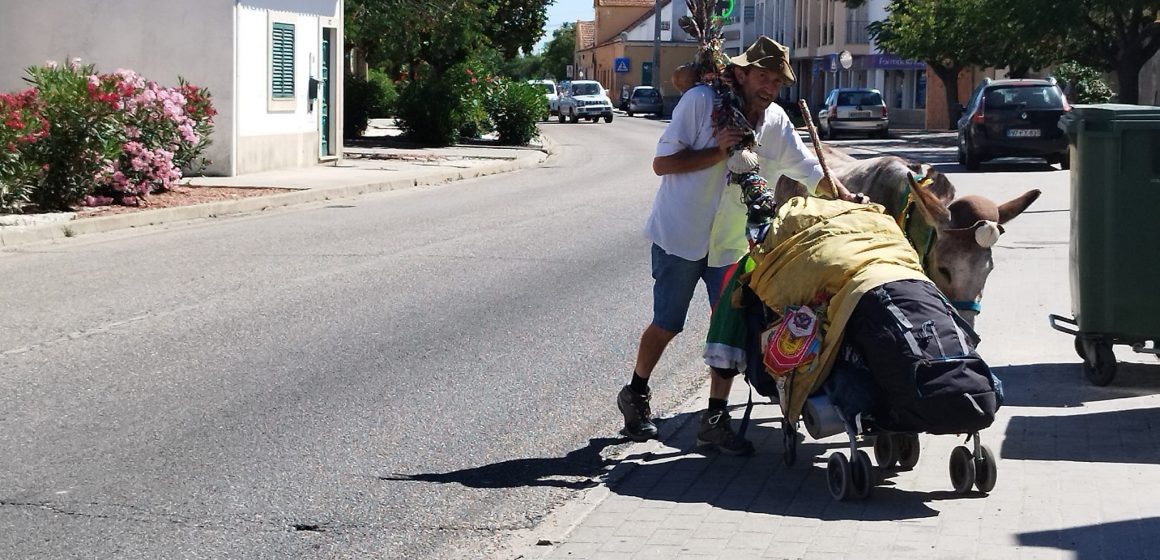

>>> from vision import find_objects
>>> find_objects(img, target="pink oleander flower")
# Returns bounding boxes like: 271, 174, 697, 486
45, 60, 59, 69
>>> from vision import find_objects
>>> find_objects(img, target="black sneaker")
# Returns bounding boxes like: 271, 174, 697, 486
696, 409, 755, 456
617, 385, 658, 442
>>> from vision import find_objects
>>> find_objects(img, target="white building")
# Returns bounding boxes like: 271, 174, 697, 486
0, 0, 344, 176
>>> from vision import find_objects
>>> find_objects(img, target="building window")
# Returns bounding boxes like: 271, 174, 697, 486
268, 16, 297, 112
272, 23, 295, 98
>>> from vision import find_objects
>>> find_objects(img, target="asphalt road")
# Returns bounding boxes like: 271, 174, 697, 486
0, 116, 1078, 560
0, 115, 711, 559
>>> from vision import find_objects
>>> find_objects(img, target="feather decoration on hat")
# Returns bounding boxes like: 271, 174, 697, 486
680, 0, 777, 236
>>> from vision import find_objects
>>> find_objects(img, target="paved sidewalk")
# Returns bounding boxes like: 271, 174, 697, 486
510, 361, 1160, 560
0, 120, 551, 249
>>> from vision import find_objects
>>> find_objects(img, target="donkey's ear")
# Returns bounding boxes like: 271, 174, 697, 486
909, 177, 952, 229
997, 189, 1041, 224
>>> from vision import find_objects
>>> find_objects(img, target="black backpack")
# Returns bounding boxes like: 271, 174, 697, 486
841, 279, 1002, 435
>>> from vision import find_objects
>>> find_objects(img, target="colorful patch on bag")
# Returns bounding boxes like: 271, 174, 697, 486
763, 305, 821, 376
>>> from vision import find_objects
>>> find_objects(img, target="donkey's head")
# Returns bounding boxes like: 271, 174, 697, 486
910, 185, 1041, 326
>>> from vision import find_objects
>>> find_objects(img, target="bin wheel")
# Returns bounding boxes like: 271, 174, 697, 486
827, 452, 852, 501
873, 434, 898, 469
557, 112, 566, 124
974, 445, 998, 493
897, 433, 921, 470
1074, 337, 1087, 361
949, 446, 976, 494
1083, 341, 1117, 386
851, 450, 874, 500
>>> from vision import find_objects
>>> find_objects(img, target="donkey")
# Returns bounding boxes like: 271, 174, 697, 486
773, 148, 1040, 327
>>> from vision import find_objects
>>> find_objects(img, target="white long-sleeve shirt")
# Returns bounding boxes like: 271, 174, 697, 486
644, 85, 825, 267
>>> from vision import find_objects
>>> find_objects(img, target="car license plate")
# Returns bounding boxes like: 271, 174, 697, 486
851, 111, 872, 118
1007, 128, 1041, 138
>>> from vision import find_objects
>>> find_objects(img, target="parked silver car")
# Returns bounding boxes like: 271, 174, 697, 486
626, 86, 663, 117
818, 88, 890, 139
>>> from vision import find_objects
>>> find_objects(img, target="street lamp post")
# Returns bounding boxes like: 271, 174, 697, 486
652, 0, 661, 88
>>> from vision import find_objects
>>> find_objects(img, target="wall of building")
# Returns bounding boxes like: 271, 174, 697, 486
235, 0, 343, 175
0, 0, 236, 175
595, 5, 652, 45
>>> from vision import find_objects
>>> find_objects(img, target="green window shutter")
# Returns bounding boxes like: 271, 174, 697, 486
271, 22, 295, 99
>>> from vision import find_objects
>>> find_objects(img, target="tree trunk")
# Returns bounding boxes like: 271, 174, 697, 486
933, 65, 962, 130
1116, 59, 1141, 104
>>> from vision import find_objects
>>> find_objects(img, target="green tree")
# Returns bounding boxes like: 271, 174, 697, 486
540, 22, 576, 82
868, 0, 991, 128
502, 54, 546, 80
1049, 0, 1160, 104
486, 0, 555, 60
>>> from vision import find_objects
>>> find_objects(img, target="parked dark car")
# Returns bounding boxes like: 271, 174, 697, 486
956, 78, 1071, 171
626, 86, 663, 117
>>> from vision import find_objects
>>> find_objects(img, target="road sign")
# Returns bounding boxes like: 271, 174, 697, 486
614, 57, 630, 74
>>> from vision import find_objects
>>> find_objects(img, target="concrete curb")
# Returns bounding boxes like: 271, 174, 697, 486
0, 138, 552, 249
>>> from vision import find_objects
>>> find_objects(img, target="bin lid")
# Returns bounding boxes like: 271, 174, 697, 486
1069, 103, 1160, 122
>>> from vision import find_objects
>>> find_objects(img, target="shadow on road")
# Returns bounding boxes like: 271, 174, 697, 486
1018, 516, 1160, 559
381, 436, 625, 490
997, 362, 1160, 408
1002, 406, 1160, 465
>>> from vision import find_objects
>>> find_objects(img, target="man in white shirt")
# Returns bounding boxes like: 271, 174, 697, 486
617, 36, 858, 454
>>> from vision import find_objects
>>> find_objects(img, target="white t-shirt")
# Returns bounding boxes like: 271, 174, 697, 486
644, 85, 825, 267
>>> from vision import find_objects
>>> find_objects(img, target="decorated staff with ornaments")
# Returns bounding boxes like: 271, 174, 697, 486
616, 3, 861, 455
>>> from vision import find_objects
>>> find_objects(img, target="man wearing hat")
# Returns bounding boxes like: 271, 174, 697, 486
617, 37, 859, 455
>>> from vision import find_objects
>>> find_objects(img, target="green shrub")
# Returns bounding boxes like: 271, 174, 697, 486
1, 60, 217, 212
0, 89, 47, 212
22, 61, 123, 210
395, 73, 461, 146
344, 69, 398, 139
449, 58, 496, 139
1053, 62, 1115, 104
485, 79, 546, 145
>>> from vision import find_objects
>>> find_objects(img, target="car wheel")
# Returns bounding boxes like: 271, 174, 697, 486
965, 143, 981, 171
820, 122, 830, 139
604, 114, 613, 123
877, 128, 890, 139
626, 111, 633, 117
957, 143, 966, 165
557, 111, 565, 124
569, 112, 579, 123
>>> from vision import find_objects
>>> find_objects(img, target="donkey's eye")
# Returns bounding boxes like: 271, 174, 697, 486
937, 266, 952, 280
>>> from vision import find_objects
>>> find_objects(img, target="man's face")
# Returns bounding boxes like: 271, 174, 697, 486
736, 67, 783, 111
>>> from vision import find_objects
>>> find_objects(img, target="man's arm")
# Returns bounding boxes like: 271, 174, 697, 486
652, 126, 744, 176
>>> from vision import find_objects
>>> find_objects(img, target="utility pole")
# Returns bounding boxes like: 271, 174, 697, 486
652, 0, 661, 88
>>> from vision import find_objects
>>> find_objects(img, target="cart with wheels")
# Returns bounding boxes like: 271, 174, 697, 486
1048, 105, 1160, 385
798, 392, 998, 501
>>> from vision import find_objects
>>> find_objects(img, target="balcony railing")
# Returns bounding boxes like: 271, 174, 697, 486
847, 19, 871, 44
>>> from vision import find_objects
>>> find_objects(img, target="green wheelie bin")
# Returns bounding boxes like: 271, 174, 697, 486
1050, 104, 1160, 385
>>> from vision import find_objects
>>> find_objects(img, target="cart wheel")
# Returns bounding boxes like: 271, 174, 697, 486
827, 452, 852, 501
851, 450, 874, 500
1083, 341, 1117, 386
974, 445, 998, 493
873, 434, 898, 468
949, 446, 976, 494
1074, 337, 1087, 361
783, 429, 798, 467
897, 433, 921, 470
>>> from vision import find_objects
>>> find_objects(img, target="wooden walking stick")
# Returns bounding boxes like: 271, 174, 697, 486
797, 99, 840, 199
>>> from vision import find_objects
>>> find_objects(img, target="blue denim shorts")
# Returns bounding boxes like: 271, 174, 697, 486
650, 244, 732, 334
